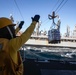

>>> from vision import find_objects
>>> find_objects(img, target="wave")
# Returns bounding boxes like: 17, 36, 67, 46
20, 46, 76, 61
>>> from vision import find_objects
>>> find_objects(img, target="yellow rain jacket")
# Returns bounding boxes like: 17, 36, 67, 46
0, 21, 36, 75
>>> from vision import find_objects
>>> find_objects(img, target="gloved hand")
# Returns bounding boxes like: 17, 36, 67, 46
19, 21, 24, 29
31, 15, 40, 22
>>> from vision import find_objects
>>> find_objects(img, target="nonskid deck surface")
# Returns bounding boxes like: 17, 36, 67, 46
23, 58, 76, 75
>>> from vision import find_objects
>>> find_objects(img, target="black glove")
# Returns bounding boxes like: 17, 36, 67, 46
19, 21, 24, 29
31, 15, 40, 22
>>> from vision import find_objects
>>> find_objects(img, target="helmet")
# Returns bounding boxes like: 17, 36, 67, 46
0, 17, 16, 28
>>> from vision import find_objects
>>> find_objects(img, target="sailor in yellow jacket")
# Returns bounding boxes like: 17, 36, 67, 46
0, 15, 40, 75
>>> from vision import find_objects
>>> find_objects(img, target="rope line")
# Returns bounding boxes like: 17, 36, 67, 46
14, 0, 24, 20
56, 0, 68, 13
50, 0, 60, 13
55, 0, 64, 12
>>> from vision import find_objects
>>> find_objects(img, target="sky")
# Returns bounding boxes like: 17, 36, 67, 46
0, 0, 76, 36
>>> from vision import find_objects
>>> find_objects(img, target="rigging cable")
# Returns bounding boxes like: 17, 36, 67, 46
42, 0, 60, 25
42, 0, 68, 26
50, 0, 60, 13
13, 0, 24, 20
55, 0, 64, 12
56, 0, 68, 14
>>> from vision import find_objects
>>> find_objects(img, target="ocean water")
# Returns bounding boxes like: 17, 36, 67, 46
20, 46, 76, 61
20, 46, 76, 75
